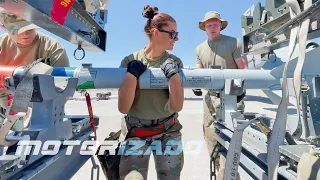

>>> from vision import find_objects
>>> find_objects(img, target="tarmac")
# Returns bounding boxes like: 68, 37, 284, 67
68, 89, 281, 180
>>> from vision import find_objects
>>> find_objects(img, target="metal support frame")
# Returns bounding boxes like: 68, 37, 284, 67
217, 0, 320, 180
0, 74, 100, 180
213, 81, 306, 180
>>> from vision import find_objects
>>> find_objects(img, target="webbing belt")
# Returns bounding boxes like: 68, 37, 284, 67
127, 114, 177, 138
222, 0, 312, 179
11, 58, 52, 113
223, 117, 263, 180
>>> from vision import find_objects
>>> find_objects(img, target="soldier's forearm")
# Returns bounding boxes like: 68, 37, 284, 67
235, 56, 248, 69
168, 74, 184, 112
118, 73, 137, 114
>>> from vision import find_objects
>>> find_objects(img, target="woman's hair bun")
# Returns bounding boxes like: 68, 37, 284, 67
142, 5, 158, 19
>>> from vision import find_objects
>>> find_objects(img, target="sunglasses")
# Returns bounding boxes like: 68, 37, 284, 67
158, 29, 179, 39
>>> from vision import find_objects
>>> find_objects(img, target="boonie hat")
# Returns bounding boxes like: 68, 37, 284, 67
199, 11, 228, 31
0, 8, 39, 35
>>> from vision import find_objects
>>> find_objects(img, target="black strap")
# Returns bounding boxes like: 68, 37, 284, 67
10, 58, 46, 113
150, 113, 175, 125
128, 113, 177, 137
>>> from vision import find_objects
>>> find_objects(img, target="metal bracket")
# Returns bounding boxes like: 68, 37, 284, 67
219, 79, 245, 131
0, 0, 107, 52
242, 0, 320, 56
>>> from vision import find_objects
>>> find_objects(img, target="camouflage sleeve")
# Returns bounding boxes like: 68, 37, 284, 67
119, 56, 130, 68
119, 51, 141, 68
169, 54, 184, 68
233, 38, 242, 60
47, 42, 70, 67
177, 58, 184, 68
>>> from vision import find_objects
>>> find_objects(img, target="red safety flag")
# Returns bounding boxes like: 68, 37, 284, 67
51, 0, 76, 25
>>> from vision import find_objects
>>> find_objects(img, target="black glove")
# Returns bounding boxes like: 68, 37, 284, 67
192, 89, 202, 96
160, 58, 179, 79
127, 60, 147, 78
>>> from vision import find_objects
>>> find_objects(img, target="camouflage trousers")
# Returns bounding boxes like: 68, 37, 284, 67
203, 92, 244, 180
119, 115, 184, 180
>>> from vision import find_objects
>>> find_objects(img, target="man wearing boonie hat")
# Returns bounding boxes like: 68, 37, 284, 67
193, 11, 248, 180
0, 8, 70, 128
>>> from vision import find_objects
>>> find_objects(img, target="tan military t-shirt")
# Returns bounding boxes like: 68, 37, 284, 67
0, 31, 70, 109
119, 49, 184, 120
0, 31, 70, 66
196, 34, 242, 69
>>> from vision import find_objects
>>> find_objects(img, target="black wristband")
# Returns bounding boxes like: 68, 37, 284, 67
127, 70, 139, 79
167, 72, 177, 79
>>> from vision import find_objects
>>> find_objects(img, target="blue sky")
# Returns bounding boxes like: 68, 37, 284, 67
1, 0, 265, 68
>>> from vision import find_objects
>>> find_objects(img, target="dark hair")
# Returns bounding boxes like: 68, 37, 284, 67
142, 5, 176, 38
